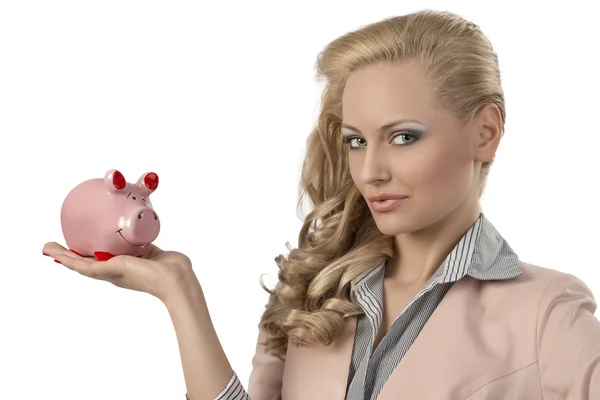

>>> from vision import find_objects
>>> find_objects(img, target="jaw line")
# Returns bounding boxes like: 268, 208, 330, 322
115, 229, 145, 247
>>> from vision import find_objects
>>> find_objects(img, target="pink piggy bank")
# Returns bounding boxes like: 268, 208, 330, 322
60, 169, 161, 261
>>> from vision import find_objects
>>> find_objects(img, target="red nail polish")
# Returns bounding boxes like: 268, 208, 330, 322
54, 259, 61, 264
43, 252, 49, 256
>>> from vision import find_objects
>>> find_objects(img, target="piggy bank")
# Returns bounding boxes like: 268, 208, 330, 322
60, 169, 160, 261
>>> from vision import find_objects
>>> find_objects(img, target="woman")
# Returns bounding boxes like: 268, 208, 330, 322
43, 9, 599, 400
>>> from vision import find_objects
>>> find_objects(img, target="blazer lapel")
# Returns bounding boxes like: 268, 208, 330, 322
377, 277, 480, 400
282, 316, 357, 400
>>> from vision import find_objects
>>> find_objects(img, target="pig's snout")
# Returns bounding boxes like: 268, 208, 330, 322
123, 207, 160, 245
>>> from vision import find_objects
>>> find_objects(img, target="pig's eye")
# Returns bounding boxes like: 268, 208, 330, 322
142, 198, 146, 202
132, 196, 137, 200
153, 213, 158, 220
138, 212, 143, 219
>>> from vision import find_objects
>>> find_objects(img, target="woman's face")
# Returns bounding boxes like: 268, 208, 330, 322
341, 61, 499, 236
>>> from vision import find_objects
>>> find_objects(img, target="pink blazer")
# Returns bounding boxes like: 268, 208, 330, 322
246, 262, 600, 399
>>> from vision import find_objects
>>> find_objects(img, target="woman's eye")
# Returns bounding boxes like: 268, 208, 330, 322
343, 131, 419, 150
349, 137, 366, 149
392, 133, 417, 145
343, 136, 366, 149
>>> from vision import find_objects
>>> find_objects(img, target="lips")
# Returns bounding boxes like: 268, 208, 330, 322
366, 193, 408, 213
367, 193, 408, 202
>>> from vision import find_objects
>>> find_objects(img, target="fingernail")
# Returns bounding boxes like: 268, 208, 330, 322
54, 259, 61, 264
43, 252, 49, 256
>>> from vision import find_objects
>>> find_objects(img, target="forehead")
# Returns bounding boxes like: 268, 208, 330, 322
342, 61, 439, 125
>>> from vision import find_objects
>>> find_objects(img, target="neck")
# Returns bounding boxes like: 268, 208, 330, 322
386, 199, 482, 287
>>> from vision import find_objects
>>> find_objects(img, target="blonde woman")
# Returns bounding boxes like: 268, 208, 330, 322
43, 9, 600, 400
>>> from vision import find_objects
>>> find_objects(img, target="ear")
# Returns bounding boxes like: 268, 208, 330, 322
136, 172, 159, 196
473, 103, 503, 164
104, 169, 127, 194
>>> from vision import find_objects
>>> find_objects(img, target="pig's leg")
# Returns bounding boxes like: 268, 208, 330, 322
93, 251, 115, 261
70, 249, 120, 260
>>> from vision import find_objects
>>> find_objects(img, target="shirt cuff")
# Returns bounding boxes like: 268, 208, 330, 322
186, 371, 249, 400
215, 371, 249, 399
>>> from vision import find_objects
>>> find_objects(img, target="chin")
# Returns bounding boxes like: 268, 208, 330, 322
371, 214, 418, 236
370, 204, 448, 236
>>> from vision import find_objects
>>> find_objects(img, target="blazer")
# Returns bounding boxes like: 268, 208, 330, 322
247, 262, 600, 399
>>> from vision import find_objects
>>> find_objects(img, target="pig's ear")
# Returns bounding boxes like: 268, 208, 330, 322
104, 169, 128, 194
136, 172, 159, 196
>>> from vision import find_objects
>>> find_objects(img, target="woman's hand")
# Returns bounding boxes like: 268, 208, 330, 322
43, 242, 237, 399
42, 242, 195, 303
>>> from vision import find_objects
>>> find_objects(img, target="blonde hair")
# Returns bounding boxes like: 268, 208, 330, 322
258, 9, 506, 358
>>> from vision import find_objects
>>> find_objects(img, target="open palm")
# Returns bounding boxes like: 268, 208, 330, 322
42, 242, 194, 302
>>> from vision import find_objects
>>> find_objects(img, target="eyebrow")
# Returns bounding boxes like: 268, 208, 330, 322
341, 118, 425, 134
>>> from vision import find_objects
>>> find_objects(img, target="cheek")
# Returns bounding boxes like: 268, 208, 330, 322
404, 139, 474, 196
348, 154, 367, 187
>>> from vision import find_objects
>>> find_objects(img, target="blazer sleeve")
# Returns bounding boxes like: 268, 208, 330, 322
537, 273, 600, 399
206, 329, 284, 400
247, 329, 286, 399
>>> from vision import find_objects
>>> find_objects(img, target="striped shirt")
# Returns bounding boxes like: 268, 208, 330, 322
193, 213, 522, 400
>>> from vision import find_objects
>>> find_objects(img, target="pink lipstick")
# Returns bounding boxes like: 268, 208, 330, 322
367, 193, 408, 213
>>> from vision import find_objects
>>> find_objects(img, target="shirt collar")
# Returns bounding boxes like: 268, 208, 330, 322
354, 213, 522, 290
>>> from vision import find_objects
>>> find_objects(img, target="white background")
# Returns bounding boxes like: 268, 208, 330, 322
1, 1, 599, 399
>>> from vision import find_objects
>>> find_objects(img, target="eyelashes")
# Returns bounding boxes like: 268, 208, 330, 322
342, 130, 422, 150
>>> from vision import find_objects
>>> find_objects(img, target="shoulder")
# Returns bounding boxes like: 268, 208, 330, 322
474, 261, 597, 319
516, 261, 596, 299
528, 262, 600, 397
511, 262, 598, 332
485, 260, 596, 296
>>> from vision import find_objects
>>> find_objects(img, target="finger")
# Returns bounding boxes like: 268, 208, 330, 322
55, 253, 124, 279
42, 242, 70, 257
143, 243, 164, 259
42, 242, 96, 262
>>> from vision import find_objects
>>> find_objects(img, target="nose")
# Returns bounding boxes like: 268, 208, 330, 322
130, 207, 160, 244
359, 146, 391, 185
